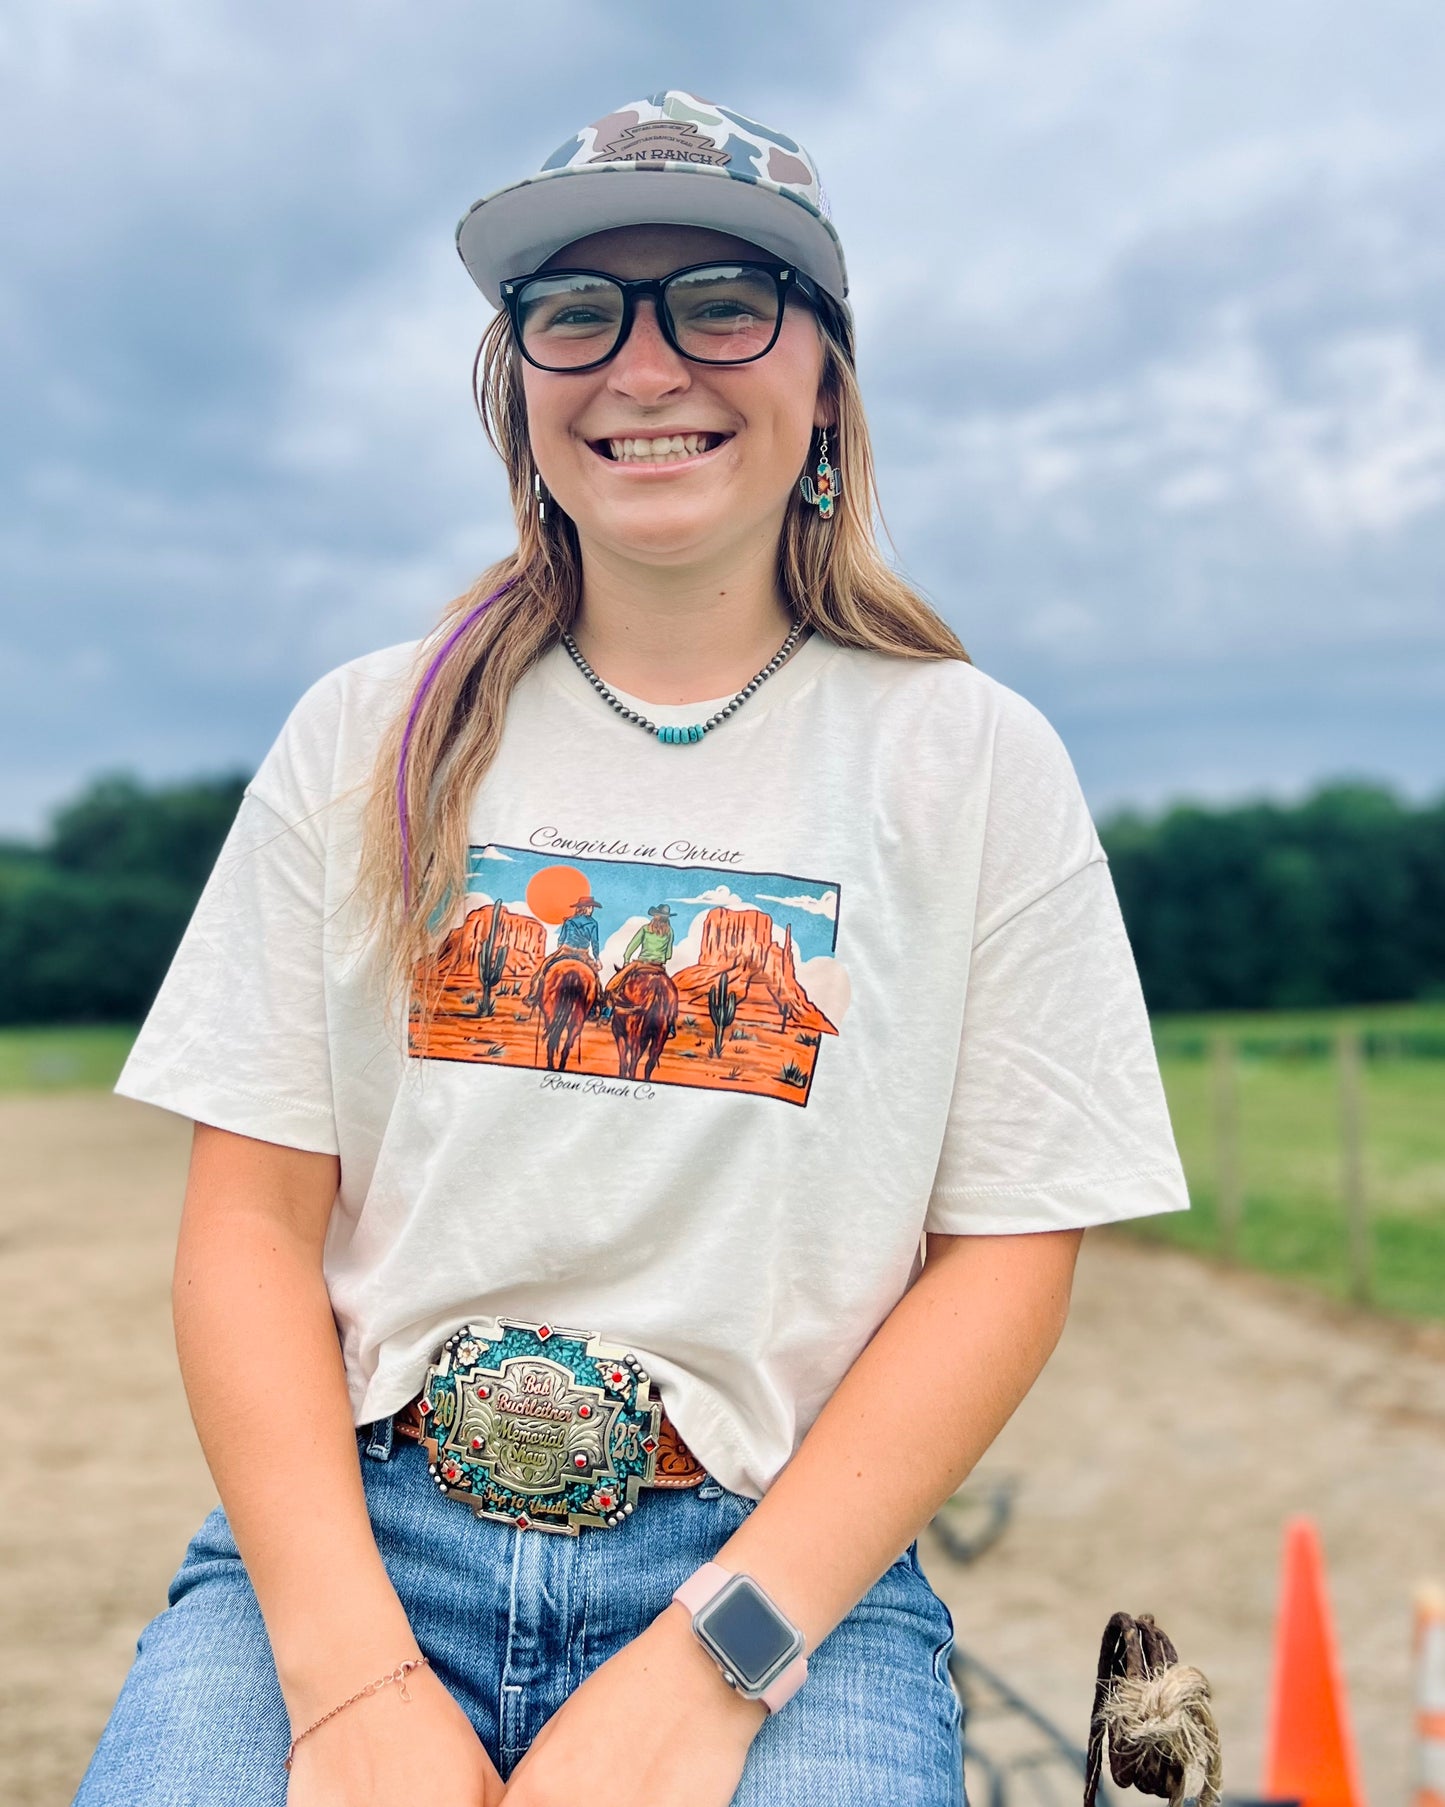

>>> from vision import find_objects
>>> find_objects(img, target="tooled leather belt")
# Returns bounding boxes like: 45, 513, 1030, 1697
392, 1316, 706, 1535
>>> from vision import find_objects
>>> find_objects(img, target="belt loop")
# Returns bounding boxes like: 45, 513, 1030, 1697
363, 1413, 395, 1462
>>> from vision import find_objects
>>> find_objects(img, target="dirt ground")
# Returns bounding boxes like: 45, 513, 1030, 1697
5, 1092, 1442, 1806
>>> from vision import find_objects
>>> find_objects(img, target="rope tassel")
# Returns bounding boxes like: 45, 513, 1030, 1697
1084, 1612, 1224, 1807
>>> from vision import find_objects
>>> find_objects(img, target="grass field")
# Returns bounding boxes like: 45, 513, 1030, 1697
0, 1025, 136, 1092
1131, 1000, 1445, 1323
3, 1005, 1442, 1321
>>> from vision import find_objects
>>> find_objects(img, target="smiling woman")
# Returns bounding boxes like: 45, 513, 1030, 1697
511, 223, 832, 591
76, 86, 1192, 1807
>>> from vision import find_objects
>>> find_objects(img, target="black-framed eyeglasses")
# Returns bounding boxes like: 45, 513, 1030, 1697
499, 260, 828, 373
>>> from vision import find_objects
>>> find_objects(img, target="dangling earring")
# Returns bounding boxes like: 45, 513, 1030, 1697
533, 470, 548, 523
799, 427, 841, 518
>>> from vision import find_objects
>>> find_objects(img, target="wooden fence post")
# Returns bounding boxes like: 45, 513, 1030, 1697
1212, 1031, 1242, 1262
1337, 1025, 1371, 1305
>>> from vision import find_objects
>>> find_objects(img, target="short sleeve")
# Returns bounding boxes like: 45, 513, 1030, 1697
924, 681, 1191, 1235
926, 858, 1190, 1234
112, 675, 350, 1154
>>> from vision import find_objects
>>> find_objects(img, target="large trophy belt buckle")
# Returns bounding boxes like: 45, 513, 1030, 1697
413, 1317, 664, 1536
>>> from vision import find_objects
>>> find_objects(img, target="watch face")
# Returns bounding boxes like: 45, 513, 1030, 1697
697, 1578, 799, 1688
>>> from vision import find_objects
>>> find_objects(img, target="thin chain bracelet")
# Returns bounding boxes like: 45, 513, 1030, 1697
283, 1654, 430, 1771
560, 619, 808, 744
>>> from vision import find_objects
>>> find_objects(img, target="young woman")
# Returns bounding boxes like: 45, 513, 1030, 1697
75, 90, 1190, 1807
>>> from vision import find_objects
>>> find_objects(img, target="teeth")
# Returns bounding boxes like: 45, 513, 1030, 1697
606, 434, 720, 462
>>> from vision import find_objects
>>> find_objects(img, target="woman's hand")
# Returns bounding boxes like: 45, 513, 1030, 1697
501, 1603, 767, 1805
285, 1660, 506, 1807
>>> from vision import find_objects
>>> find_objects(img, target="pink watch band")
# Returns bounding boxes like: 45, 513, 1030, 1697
672, 1560, 809, 1712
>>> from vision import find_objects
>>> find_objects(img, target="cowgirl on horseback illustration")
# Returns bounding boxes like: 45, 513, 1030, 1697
618, 901, 675, 968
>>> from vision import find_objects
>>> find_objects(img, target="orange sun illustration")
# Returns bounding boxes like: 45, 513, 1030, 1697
526, 864, 594, 925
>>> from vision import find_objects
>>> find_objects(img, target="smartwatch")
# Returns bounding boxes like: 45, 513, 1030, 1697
671, 1561, 809, 1711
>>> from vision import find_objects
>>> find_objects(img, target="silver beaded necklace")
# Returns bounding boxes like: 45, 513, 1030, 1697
559, 619, 808, 744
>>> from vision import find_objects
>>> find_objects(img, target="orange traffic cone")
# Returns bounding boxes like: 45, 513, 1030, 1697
1261, 1515, 1367, 1807
1415, 1583, 1445, 1807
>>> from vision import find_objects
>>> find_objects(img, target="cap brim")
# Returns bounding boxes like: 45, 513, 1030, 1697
456, 163, 849, 310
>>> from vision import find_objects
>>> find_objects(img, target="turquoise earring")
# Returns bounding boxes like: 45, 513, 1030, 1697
799, 427, 841, 518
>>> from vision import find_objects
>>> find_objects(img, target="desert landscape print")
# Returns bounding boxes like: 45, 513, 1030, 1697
408, 843, 849, 1104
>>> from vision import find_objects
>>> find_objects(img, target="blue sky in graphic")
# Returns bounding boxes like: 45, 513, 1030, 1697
4, 1, 1444, 838
469, 843, 839, 961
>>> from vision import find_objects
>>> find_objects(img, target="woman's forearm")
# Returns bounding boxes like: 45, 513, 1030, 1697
674, 1226, 1084, 1658
172, 1130, 418, 1726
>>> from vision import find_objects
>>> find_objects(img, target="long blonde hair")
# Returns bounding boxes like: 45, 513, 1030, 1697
354, 289, 971, 1040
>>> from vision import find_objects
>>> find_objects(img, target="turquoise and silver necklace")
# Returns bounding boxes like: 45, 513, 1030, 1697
560, 618, 807, 744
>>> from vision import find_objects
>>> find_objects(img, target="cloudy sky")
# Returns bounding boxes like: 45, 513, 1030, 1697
4, 0, 1443, 837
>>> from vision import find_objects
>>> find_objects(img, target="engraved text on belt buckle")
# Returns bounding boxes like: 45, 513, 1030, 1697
414, 1317, 664, 1535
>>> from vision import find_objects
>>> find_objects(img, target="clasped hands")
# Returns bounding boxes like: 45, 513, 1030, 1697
495, 1599, 767, 1806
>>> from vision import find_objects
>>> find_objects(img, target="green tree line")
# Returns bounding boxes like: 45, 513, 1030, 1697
0, 772, 247, 1024
1100, 780, 1445, 1012
0, 771, 1441, 1026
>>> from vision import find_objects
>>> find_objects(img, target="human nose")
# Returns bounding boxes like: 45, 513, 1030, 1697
605, 295, 691, 401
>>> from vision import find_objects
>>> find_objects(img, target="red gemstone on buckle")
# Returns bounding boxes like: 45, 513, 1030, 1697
476, 1384, 490, 1399
598, 1492, 614, 1508
573, 1453, 587, 1468
578, 1404, 591, 1418
416, 1397, 432, 1416
642, 1436, 658, 1453
609, 1368, 624, 1384
537, 1324, 553, 1340
471, 1436, 484, 1451
516, 1514, 530, 1529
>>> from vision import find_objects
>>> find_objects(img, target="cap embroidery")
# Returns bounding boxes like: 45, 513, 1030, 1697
590, 119, 731, 167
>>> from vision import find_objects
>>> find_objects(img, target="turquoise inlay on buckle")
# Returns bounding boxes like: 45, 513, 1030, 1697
413, 1317, 664, 1536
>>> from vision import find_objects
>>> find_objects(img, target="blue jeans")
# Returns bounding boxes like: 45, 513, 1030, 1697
72, 1413, 965, 1804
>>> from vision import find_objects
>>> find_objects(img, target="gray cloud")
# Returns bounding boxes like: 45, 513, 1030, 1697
3, 0, 1442, 832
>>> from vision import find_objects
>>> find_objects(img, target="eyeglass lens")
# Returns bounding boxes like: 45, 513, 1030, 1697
513, 264, 785, 369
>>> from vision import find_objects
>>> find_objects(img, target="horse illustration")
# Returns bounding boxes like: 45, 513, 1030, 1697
605, 962, 679, 1081
526, 952, 601, 1071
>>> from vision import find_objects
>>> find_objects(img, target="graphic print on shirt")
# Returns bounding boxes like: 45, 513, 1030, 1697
408, 843, 848, 1106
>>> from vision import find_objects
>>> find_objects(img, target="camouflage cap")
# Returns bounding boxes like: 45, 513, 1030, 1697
456, 90, 849, 314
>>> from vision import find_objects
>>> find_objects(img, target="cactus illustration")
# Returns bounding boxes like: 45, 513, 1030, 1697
476, 903, 508, 1016
707, 973, 738, 1057
777, 924, 795, 1033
